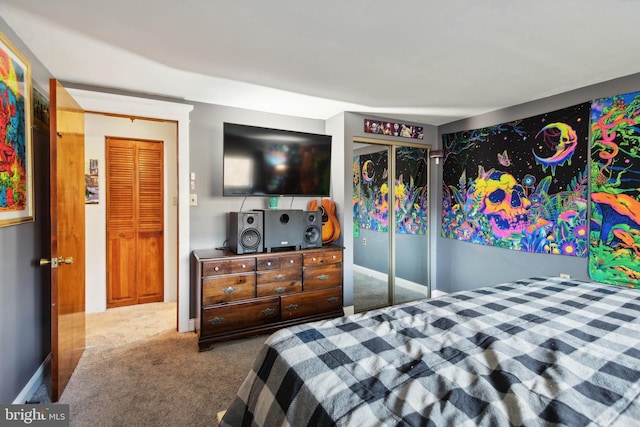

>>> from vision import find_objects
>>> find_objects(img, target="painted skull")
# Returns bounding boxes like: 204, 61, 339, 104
473, 170, 531, 238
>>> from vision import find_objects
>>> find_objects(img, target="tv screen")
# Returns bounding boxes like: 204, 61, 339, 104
223, 123, 332, 197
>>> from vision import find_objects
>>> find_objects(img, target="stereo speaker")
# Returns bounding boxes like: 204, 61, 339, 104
228, 211, 264, 254
301, 210, 323, 249
259, 209, 304, 252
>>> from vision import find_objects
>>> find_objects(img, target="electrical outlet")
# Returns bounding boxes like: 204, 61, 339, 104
189, 194, 198, 206
559, 273, 570, 279
362, 238, 367, 246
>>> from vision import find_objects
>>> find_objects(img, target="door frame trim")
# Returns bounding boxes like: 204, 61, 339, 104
68, 88, 194, 332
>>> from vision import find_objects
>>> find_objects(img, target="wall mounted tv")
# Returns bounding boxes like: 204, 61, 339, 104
223, 122, 332, 197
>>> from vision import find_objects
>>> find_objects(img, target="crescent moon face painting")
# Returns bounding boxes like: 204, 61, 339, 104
362, 159, 375, 182
532, 122, 578, 175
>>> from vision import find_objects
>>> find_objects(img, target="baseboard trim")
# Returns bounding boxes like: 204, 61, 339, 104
343, 305, 355, 316
13, 352, 52, 404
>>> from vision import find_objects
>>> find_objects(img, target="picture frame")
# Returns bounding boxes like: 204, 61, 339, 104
0, 31, 33, 227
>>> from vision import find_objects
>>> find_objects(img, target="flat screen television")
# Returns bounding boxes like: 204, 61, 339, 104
223, 122, 332, 197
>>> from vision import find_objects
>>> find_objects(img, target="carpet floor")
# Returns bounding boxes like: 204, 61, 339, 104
39, 302, 267, 426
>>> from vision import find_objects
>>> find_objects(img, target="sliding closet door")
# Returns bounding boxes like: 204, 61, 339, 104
392, 146, 430, 305
353, 144, 391, 312
353, 139, 431, 313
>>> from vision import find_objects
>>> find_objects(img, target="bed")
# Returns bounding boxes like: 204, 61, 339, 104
219, 276, 640, 426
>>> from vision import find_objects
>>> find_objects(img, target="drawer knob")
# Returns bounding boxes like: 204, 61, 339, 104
285, 304, 299, 311
223, 286, 237, 294
332, 255, 337, 259
274, 287, 286, 294
317, 274, 329, 281
328, 297, 339, 304
275, 274, 285, 280
289, 259, 294, 264
312, 257, 317, 262
209, 317, 223, 325
241, 264, 247, 269
261, 308, 276, 316
267, 261, 272, 266
214, 266, 220, 272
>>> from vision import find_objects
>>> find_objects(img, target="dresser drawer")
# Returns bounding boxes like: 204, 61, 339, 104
202, 273, 256, 305
257, 281, 302, 297
202, 257, 255, 277
281, 287, 343, 320
303, 250, 342, 266
303, 263, 342, 290
256, 267, 302, 285
257, 253, 303, 270
201, 298, 280, 336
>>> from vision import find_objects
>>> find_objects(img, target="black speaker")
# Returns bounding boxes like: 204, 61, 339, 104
259, 209, 304, 252
301, 210, 323, 249
228, 211, 264, 254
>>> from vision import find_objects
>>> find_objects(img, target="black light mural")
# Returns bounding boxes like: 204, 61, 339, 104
441, 102, 591, 256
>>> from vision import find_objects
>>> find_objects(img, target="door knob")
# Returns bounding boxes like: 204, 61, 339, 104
40, 258, 59, 268
39, 256, 74, 268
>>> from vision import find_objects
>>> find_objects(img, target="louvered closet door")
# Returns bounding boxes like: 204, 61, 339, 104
106, 138, 164, 308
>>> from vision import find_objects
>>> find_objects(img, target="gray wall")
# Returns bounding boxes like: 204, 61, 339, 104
0, 18, 52, 403
435, 72, 640, 293
187, 102, 328, 252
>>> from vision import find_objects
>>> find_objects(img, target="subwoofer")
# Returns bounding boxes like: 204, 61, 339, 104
301, 210, 323, 249
228, 211, 264, 254
259, 209, 304, 252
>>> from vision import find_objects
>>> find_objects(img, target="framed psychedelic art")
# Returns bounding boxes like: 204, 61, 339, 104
0, 31, 33, 227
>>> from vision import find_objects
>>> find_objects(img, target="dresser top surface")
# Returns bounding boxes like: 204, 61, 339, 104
192, 245, 343, 262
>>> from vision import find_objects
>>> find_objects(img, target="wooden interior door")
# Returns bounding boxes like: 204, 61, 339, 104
106, 137, 164, 308
49, 80, 86, 402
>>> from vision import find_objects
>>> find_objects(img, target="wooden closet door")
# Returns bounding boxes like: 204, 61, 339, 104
136, 141, 164, 304
106, 138, 164, 308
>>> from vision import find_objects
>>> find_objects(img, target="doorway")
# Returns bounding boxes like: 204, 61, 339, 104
69, 88, 193, 332
82, 113, 179, 317
352, 137, 431, 312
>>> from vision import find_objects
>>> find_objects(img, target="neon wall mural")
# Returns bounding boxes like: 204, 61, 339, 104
441, 102, 590, 256
353, 147, 429, 236
589, 91, 640, 288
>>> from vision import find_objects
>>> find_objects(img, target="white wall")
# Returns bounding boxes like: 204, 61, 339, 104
84, 114, 178, 313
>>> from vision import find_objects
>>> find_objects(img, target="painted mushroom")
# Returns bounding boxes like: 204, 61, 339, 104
591, 192, 640, 244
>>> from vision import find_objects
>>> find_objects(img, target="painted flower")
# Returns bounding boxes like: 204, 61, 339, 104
522, 174, 536, 188
560, 241, 577, 256
573, 224, 587, 238
529, 194, 542, 205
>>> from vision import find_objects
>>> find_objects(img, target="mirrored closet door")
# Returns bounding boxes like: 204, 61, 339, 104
352, 138, 431, 312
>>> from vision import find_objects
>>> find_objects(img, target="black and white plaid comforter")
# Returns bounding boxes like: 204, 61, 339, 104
220, 277, 640, 426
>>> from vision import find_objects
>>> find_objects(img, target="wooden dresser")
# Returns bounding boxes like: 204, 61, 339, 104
191, 245, 344, 351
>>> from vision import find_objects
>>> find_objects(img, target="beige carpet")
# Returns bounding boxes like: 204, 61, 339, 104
57, 302, 266, 427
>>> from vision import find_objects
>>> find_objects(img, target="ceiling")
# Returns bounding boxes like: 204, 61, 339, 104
2, 0, 640, 126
